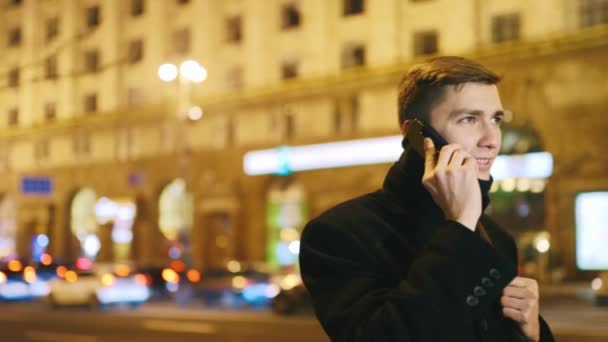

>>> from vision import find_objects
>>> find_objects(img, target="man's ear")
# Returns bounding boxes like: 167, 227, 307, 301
401, 120, 411, 135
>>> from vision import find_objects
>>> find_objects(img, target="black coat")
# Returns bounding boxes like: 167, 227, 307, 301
299, 150, 554, 342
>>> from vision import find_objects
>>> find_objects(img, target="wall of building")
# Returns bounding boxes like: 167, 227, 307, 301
0, 0, 606, 277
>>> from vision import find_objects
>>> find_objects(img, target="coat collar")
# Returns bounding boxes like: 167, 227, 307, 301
381, 147, 494, 246
382, 148, 493, 212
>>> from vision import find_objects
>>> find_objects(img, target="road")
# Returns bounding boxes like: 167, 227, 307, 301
0, 299, 606, 341
0, 301, 328, 342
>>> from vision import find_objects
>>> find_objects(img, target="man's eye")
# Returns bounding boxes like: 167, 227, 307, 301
493, 116, 504, 125
459, 116, 476, 124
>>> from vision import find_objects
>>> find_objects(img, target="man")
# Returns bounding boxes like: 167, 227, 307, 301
299, 56, 554, 341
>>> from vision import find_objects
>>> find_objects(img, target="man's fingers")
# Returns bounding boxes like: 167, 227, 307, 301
423, 138, 436, 172
509, 276, 538, 290
501, 295, 526, 311
436, 144, 460, 170
448, 149, 465, 169
503, 307, 524, 322
503, 285, 534, 299
503, 307, 522, 321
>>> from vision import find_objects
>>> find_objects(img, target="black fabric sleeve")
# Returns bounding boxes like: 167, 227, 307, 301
498, 219, 555, 342
299, 218, 518, 342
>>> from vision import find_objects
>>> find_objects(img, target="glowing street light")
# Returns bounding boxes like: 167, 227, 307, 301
158, 63, 178, 82
534, 232, 551, 253
179, 60, 207, 83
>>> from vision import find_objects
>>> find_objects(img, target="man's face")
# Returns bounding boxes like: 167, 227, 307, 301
428, 82, 504, 180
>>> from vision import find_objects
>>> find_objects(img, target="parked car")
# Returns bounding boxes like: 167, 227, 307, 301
138, 262, 201, 303
192, 261, 274, 309
0, 260, 48, 301
47, 264, 150, 308
592, 271, 608, 306
270, 273, 313, 315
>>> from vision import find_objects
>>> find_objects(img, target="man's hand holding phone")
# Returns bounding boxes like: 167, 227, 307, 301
421, 138, 481, 231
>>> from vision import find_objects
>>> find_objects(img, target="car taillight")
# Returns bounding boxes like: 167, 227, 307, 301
232, 276, 248, 289
161, 268, 179, 284
23, 266, 37, 284
186, 269, 201, 283
100, 273, 115, 287
40, 253, 53, 266
7, 260, 22, 272
56, 265, 67, 279
65, 270, 78, 282
144, 274, 153, 286
134, 273, 147, 286
114, 264, 131, 277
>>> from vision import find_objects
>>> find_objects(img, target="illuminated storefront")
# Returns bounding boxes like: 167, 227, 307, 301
266, 179, 307, 270
158, 178, 193, 261
71, 188, 100, 260
0, 196, 17, 261
71, 188, 137, 262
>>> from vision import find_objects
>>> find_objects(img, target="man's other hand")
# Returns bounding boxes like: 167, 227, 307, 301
501, 276, 541, 342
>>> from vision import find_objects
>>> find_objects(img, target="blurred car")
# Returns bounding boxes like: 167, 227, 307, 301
138, 262, 201, 303
270, 273, 313, 315
0, 260, 48, 301
47, 264, 150, 308
192, 261, 275, 309
592, 271, 608, 306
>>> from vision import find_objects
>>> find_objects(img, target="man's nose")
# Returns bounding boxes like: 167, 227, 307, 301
478, 123, 500, 150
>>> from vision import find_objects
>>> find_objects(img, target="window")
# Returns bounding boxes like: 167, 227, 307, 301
35, 140, 50, 161
73, 132, 90, 156
413, 30, 438, 56
343, 0, 364, 16
8, 28, 21, 47
45, 103, 57, 121
86, 5, 100, 29
580, 0, 608, 27
84, 50, 100, 72
226, 16, 242, 43
46, 17, 59, 42
46, 55, 58, 79
173, 28, 190, 55
341, 44, 366, 69
131, 0, 145, 17
285, 113, 295, 140
334, 95, 359, 133
226, 117, 235, 146
281, 3, 301, 29
491, 13, 521, 43
127, 39, 144, 64
8, 109, 19, 126
84, 94, 98, 113
281, 60, 299, 79
127, 88, 143, 107
226, 66, 243, 89
8, 68, 19, 88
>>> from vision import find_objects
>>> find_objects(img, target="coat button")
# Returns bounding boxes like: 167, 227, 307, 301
480, 319, 488, 331
473, 286, 487, 296
481, 277, 494, 287
466, 295, 479, 307
489, 268, 501, 279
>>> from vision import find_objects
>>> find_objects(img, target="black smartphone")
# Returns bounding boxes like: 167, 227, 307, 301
402, 118, 449, 156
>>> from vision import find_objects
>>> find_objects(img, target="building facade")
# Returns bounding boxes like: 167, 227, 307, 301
0, 0, 607, 278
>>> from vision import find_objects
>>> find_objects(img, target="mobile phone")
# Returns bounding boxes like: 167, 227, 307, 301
402, 118, 449, 156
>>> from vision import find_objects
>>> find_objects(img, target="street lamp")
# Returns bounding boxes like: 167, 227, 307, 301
157, 60, 207, 121
157, 60, 207, 267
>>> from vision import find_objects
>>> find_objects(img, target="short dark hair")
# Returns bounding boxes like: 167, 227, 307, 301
397, 56, 501, 127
